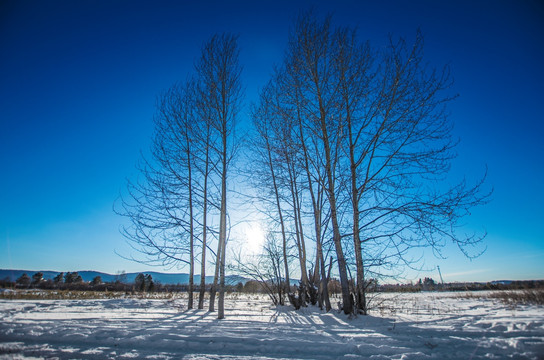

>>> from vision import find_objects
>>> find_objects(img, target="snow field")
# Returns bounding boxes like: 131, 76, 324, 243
0, 291, 543, 359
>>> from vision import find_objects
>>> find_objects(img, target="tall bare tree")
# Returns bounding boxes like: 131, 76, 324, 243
250, 81, 291, 299
196, 33, 242, 319
194, 108, 214, 310
116, 81, 198, 308
282, 14, 354, 314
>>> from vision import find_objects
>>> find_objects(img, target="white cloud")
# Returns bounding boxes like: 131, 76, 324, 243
443, 268, 490, 278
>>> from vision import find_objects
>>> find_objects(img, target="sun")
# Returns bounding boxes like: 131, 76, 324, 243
244, 222, 265, 254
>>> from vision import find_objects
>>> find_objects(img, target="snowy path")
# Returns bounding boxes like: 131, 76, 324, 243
0, 292, 543, 359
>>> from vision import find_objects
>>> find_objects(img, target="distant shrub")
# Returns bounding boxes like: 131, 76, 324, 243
54, 273, 64, 284
32, 272, 44, 285
64, 272, 83, 284
16, 273, 31, 287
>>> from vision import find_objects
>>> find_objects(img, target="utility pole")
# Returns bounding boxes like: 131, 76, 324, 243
437, 265, 444, 285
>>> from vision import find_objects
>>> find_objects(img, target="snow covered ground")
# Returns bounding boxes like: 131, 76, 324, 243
0, 291, 542, 359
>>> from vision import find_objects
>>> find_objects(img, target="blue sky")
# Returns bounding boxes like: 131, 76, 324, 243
1, 0, 543, 282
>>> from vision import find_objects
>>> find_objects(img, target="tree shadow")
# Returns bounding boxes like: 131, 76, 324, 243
267, 304, 543, 359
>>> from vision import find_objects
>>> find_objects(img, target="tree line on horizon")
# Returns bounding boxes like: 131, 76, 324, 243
4, 271, 540, 297
2, 271, 155, 292
115, 11, 490, 318
2, 271, 212, 293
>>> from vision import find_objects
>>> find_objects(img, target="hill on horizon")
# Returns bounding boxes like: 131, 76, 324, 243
0, 269, 247, 286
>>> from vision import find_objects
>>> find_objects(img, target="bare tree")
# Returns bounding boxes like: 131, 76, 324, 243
230, 231, 289, 306
293, 87, 332, 311
116, 81, 198, 308
250, 81, 291, 298
194, 106, 214, 310
331, 27, 373, 314
277, 115, 309, 304
196, 33, 242, 319
282, 14, 354, 314
251, 75, 321, 308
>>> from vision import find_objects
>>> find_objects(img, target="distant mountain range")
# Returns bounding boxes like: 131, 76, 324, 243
0, 269, 247, 286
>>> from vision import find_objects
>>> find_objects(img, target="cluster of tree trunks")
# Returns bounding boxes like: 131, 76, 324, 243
249, 13, 488, 315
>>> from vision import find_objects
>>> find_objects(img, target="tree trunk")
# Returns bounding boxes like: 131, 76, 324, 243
295, 98, 331, 311
346, 103, 367, 315
198, 133, 210, 310
187, 135, 195, 310
319, 107, 353, 314
209, 238, 221, 312
217, 117, 228, 320
286, 159, 308, 304
320, 250, 332, 311
265, 135, 290, 297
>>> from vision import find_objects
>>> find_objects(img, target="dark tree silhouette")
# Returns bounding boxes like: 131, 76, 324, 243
31, 272, 43, 285
16, 273, 30, 287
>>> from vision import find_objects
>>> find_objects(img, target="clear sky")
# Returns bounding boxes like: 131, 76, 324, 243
1, 0, 543, 282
